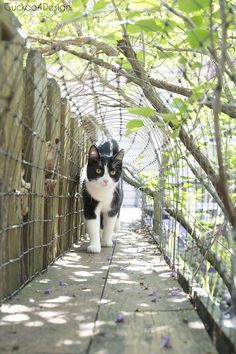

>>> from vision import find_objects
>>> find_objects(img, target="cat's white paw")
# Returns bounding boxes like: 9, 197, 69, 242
87, 244, 101, 253
101, 239, 113, 247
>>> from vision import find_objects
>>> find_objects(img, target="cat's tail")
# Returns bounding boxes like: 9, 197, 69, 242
111, 139, 119, 156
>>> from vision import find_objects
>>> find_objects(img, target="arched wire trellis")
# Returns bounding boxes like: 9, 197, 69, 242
0, 1, 236, 352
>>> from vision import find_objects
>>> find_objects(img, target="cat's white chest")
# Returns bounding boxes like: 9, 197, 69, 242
86, 181, 114, 212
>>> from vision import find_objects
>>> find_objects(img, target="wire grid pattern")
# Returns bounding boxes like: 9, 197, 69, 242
1, 0, 236, 351
0, 32, 87, 303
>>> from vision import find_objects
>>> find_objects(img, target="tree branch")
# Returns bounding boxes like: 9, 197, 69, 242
123, 167, 234, 297
212, 0, 236, 229
28, 35, 118, 57
31, 37, 236, 118
52, 42, 234, 225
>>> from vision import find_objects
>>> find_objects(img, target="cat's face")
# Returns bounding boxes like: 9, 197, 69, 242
86, 145, 124, 188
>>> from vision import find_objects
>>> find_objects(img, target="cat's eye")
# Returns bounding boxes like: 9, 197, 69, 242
96, 168, 102, 174
110, 170, 116, 176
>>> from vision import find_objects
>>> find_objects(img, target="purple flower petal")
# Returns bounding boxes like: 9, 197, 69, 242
160, 335, 172, 348
170, 271, 177, 279
43, 288, 52, 295
147, 288, 156, 296
169, 287, 182, 296
58, 280, 67, 286
115, 314, 125, 323
208, 267, 217, 274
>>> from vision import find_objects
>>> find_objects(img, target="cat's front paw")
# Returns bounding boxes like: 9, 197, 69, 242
101, 239, 113, 247
87, 244, 101, 253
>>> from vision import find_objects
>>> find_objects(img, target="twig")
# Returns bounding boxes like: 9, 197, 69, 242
110, 0, 235, 224
212, 0, 236, 228
124, 168, 233, 297
28, 35, 118, 57
162, 2, 195, 28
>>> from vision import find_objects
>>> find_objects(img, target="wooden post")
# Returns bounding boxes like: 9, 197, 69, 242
43, 78, 61, 268
153, 151, 168, 247
67, 115, 75, 248
153, 190, 162, 239
76, 121, 87, 241
0, 5, 24, 300
80, 124, 88, 238
70, 119, 80, 242
23, 50, 47, 276
58, 98, 71, 253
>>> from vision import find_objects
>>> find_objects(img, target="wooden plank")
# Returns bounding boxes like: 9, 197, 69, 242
0, 41, 23, 300
23, 50, 47, 275
0, 227, 217, 354
89, 230, 218, 354
0, 1, 22, 42
43, 78, 61, 267
79, 126, 89, 239
72, 119, 81, 243
0, 242, 114, 354
58, 98, 71, 254
67, 115, 75, 248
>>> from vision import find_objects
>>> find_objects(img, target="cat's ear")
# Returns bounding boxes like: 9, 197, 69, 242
113, 149, 124, 162
88, 145, 100, 160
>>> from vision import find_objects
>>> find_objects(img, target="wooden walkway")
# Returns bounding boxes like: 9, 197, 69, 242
0, 226, 217, 354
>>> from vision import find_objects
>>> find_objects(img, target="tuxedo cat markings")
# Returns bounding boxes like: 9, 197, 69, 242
82, 140, 124, 253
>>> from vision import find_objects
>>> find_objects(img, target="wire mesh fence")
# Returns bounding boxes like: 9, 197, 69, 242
0, 8, 88, 303
0, 0, 236, 352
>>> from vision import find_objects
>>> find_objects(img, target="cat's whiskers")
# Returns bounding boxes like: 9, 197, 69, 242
82, 139, 124, 253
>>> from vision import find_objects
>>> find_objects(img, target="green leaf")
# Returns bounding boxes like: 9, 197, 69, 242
171, 127, 180, 139
72, 0, 87, 9
178, 0, 210, 13
179, 56, 187, 65
61, 10, 81, 21
126, 119, 144, 135
191, 15, 203, 26
135, 18, 161, 32
186, 28, 209, 49
93, 0, 109, 11
191, 62, 202, 69
136, 51, 144, 62
160, 113, 180, 125
171, 98, 187, 113
158, 51, 176, 59
127, 24, 143, 34
128, 106, 156, 117
190, 84, 205, 100
161, 19, 177, 32
129, 0, 158, 11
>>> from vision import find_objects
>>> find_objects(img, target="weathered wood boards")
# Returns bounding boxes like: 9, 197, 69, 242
0, 43, 84, 302
44, 78, 61, 267
23, 50, 47, 276
0, 227, 218, 354
89, 230, 218, 354
0, 5, 24, 300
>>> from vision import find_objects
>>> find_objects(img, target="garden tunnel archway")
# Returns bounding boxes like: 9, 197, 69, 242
0, 1, 236, 353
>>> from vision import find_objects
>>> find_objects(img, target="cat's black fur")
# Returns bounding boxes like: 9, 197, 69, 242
82, 139, 124, 229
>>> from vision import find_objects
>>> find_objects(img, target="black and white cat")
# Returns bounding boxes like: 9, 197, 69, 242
82, 139, 124, 253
